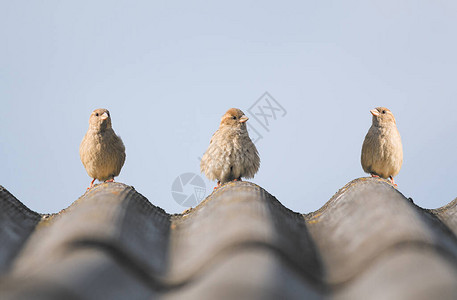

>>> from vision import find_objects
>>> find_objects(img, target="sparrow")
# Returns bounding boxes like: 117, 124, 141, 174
200, 108, 260, 188
80, 108, 126, 189
361, 107, 403, 186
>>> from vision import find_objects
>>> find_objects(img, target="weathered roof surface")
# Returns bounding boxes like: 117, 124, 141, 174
0, 178, 457, 299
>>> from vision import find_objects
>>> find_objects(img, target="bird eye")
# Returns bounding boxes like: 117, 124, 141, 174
232, 116, 237, 120
382, 110, 386, 114
95, 113, 99, 116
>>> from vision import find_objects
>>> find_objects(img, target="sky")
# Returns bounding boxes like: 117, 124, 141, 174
1, 1, 457, 214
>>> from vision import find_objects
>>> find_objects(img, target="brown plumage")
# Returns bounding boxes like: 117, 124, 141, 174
200, 108, 260, 188
361, 107, 403, 185
80, 108, 126, 189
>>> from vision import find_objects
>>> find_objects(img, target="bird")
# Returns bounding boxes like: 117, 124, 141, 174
361, 107, 403, 186
200, 108, 260, 188
80, 108, 126, 189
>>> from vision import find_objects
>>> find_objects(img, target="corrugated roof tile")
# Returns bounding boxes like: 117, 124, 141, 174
0, 178, 456, 299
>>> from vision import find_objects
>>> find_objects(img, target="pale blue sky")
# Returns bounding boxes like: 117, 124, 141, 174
1, 1, 457, 214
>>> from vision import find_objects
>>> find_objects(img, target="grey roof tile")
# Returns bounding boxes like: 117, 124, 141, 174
0, 178, 456, 299
0, 186, 41, 275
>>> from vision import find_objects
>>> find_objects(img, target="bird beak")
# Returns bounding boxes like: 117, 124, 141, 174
239, 115, 249, 123
370, 109, 380, 117
101, 112, 109, 120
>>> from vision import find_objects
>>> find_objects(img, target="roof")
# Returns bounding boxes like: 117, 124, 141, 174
1, 178, 457, 299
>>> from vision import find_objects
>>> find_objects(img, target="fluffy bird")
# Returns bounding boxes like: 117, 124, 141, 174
80, 108, 126, 189
361, 107, 403, 186
200, 108, 260, 188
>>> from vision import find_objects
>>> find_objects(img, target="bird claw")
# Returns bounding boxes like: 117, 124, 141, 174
87, 178, 96, 190
214, 181, 221, 189
389, 176, 397, 187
